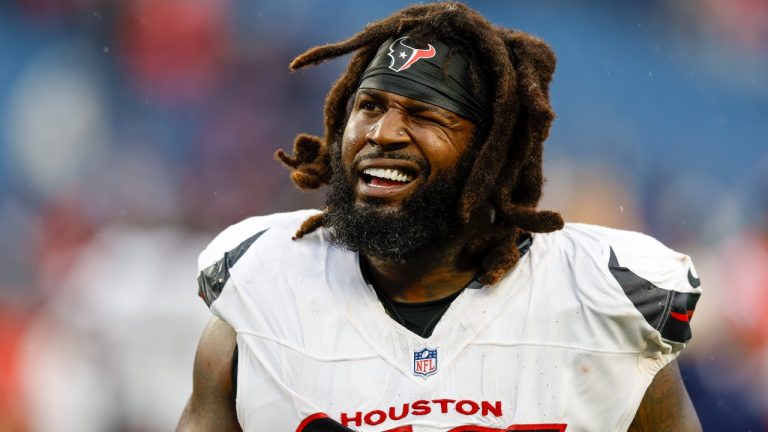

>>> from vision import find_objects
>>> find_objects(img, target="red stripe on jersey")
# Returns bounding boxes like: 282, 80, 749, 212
670, 311, 690, 322
296, 413, 329, 432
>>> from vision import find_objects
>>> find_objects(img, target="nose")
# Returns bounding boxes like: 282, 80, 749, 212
366, 109, 409, 150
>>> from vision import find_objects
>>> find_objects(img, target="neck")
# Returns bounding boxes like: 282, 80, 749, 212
361, 207, 492, 303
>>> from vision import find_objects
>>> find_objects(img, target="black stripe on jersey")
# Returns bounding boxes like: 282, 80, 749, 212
608, 247, 700, 344
197, 228, 269, 306
687, 268, 701, 288
231, 344, 238, 400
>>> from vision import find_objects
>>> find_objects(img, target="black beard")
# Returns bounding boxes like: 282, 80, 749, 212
324, 146, 470, 261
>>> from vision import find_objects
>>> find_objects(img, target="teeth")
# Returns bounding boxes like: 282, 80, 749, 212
363, 168, 413, 182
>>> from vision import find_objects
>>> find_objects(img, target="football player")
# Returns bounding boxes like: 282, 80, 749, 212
178, 3, 702, 431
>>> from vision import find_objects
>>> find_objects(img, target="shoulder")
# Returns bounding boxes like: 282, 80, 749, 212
546, 223, 700, 290
547, 222, 677, 256
198, 209, 321, 272
535, 223, 702, 350
196, 209, 322, 307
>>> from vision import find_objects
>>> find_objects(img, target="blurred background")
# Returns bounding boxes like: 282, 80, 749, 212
0, 0, 765, 430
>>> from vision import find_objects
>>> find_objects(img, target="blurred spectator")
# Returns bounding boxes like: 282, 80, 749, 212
117, 0, 232, 107
21, 224, 211, 431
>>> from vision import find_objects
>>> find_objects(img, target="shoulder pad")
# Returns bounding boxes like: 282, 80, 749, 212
198, 229, 268, 306
608, 246, 701, 344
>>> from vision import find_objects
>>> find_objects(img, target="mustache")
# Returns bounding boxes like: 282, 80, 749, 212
351, 150, 430, 175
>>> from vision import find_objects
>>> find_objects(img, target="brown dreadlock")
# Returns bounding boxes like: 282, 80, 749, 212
275, 2, 564, 284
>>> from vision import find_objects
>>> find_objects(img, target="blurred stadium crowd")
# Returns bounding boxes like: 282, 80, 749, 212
0, 0, 766, 431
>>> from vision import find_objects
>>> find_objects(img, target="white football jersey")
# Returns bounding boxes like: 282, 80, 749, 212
197, 210, 702, 432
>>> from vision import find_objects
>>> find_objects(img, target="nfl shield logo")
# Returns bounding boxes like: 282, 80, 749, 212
413, 348, 438, 378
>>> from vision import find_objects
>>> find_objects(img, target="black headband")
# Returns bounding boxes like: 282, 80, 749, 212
358, 37, 486, 122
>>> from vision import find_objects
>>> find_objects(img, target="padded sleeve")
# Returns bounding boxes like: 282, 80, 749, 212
195, 209, 322, 308
603, 228, 702, 366
196, 215, 274, 307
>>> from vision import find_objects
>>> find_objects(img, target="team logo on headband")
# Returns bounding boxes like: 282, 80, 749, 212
387, 37, 436, 72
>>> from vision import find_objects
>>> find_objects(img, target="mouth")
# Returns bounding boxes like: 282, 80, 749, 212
362, 167, 414, 186
355, 159, 422, 200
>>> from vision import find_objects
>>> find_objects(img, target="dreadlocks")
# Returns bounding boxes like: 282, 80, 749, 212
275, 2, 564, 284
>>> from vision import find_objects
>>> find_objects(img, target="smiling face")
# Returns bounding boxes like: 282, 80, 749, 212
323, 89, 478, 260
342, 88, 476, 206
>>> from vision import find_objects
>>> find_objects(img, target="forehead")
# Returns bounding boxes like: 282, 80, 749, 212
357, 36, 485, 122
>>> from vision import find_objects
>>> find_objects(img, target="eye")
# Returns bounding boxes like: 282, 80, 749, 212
414, 114, 449, 127
361, 101, 378, 111
415, 115, 436, 123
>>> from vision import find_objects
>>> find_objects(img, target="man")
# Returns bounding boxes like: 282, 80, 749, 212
177, 3, 702, 431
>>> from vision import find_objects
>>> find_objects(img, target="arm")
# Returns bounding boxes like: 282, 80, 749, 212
628, 360, 701, 432
177, 316, 242, 432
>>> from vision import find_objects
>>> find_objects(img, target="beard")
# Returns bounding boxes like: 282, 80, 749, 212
324, 145, 472, 262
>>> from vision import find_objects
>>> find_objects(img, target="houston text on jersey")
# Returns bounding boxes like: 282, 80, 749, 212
340, 399, 503, 428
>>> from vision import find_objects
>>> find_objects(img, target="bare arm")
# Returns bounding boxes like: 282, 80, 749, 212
628, 360, 701, 432
177, 316, 242, 432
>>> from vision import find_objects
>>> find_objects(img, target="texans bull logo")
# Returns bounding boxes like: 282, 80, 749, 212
387, 37, 437, 72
